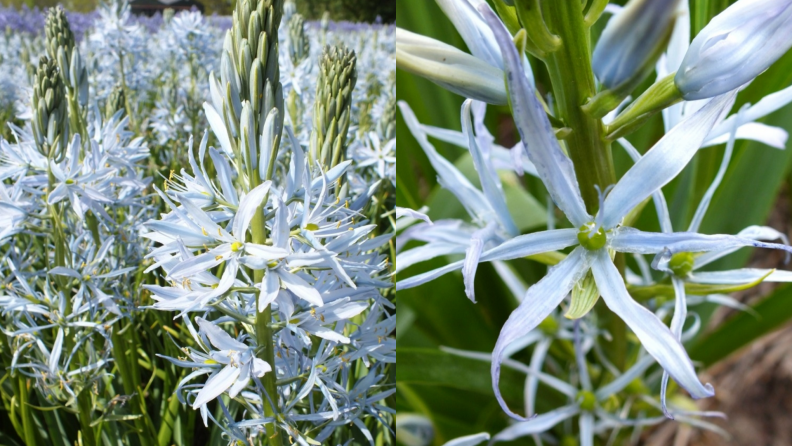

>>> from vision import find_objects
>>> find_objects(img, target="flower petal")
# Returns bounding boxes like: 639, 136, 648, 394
610, 227, 792, 257
490, 405, 579, 444
233, 181, 272, 240
590, 249, 714, 400
481, 6, 590, 227
191, 364, 241, 409
600, 92, 736, 229
195, 317, 247, 351
492, 247, 591, 419
276, 269, 323, 307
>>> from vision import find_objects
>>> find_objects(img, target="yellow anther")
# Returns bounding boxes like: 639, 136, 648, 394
201, 227, 208, 236
215, 255, 223, 261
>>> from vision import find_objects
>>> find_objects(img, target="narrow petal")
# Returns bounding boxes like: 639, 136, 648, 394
463, 100, 518, 236
617, 138, 672, 233
169, 245, 231, 279
611, 227, 792, 257
396, 228, 579, 290
259, 271, 280, 312
276, 269, 323, 307
233, 181, 272, 240
398, 101, 494, 222
481, 6, 590, 227
579, 412, 594, 446
492, 247, 591, 419
395, 206, 433, 225
195, 317, 247, 351
688, 268, 792, 284
490, 405, 579, 443
694, 225, 789, 268
49, 327, 64, 374
601, 92, 736, 229
443, 433, 490, 446
590, 249, 714, 399
463, 223, 497, 302
191, 365, 241, 408
203, 102, 233, 157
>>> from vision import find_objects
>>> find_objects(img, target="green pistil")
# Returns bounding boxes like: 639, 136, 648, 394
231, 241, 244, 252
669, 252, 695, 277
577, 223, 607, 250
577, 390, 596, 411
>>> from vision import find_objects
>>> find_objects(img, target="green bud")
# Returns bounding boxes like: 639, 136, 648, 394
312, 45, 357, 167
32, 56, 68, 158
105, 84, 126, 120
566, 271, 600, 319
288, 13, 309, 65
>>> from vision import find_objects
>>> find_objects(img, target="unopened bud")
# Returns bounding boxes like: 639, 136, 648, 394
675, 0, 792, 100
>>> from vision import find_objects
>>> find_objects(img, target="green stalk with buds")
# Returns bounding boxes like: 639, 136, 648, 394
45, 7, 88, 140
310, 45, 357, 168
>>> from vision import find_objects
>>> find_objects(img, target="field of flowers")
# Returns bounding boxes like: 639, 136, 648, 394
0, 1, 395, 445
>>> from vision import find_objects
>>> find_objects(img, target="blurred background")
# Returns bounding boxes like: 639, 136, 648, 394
396, 0, 792, 445
0, 0, 395, 22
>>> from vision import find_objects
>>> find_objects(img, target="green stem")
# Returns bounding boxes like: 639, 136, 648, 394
542, 1, 625, 370
250, 168, 284, 446
16, 376, 37, 446
77, 389, 96, 446
542, 0, 615, 213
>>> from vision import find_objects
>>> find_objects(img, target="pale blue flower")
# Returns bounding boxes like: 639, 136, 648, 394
399, 6, 792, 419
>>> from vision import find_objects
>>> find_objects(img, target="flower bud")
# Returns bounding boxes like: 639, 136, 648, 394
396, 28, 507, 105
675, 0, 792, 100
32, 56, 68, 159
105, 84, 126, 120
288, 13, 309, 65
312, 45, 357, 167
593, 0, 680, 91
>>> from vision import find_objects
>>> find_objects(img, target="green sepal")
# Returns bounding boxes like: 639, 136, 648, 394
605, 73, 683, 140
628, 270, 774, 301
566, 270, 599, 319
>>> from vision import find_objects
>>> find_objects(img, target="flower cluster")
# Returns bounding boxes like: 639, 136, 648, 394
0, 1, 394, 445
397, 0, 792, 443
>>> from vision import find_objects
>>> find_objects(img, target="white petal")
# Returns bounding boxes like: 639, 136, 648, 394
195, 317, 247, 351
203, 102, 233, 157
590, 249, 714, 399
233, 181, 272, 240
259, 271, 280, 312
688, 268, 792, 284
611, 227, 792, 257
276, 269, 323, 307
481, 6, 590, 227
490, 405, 579, 443
443, 433, 491, 446
601, 92, 736, 229
462, 100, 518, 236
398, 101, 494, 222
492, 247, 591, 419
191, 365, 241, 408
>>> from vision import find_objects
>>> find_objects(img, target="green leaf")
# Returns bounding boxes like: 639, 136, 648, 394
688, 283, 792, 367
398, 348, 526, 407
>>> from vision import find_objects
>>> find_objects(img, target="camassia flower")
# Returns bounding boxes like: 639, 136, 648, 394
399, 6, 792, 420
